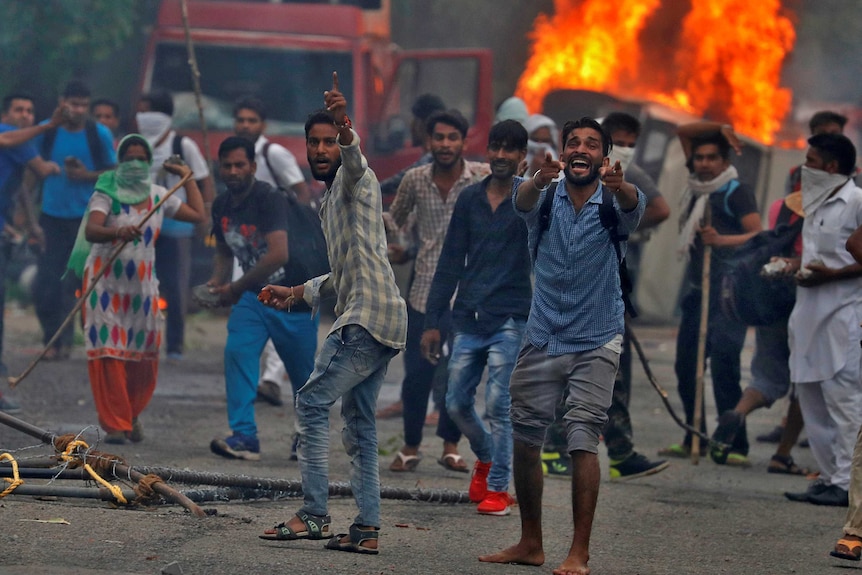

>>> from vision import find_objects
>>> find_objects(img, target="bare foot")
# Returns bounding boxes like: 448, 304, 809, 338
479, 542, 544, 566
552, 555, 589, 575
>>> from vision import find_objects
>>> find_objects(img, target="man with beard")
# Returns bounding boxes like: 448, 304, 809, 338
137, 92, 214, 361
385, 109, 489, 473
258, 72, 407, 554
420, 120, 532, 516
781, 133, 862, 507
207, 136, 318, 461
31, 80, 116, 361
662, 123, 761, 465
480, 117, 644, 575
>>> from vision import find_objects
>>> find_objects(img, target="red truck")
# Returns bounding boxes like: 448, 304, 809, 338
138, 0, 493, 191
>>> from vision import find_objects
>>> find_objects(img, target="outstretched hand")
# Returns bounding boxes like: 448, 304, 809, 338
533, 152, 563, 188
599, 159, 625, 192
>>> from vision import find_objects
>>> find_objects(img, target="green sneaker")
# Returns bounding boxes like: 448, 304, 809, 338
609, 452, 669, 481
541, 451, 571, 478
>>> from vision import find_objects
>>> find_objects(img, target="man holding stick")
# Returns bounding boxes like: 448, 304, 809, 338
662, 123, 761, 464
258, 73, 406, 554
480, 117, 644, 574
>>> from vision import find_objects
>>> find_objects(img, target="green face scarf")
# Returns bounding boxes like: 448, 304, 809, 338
66, 135, 154, 279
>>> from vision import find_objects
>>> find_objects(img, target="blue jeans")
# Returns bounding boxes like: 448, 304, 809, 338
445, 318, 525, 493
154, 235, 191, 355
296, 324, 398, 528
224, 291, 319, 437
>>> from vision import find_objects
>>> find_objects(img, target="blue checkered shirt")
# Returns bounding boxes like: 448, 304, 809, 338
514, 178, 645, 355
302, 131, 407, 350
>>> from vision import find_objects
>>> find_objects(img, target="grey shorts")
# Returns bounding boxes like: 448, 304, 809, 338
509, 342, 619, 454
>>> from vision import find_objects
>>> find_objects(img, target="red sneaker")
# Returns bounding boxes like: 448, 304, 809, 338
477, 491, 513, 516
469, 460, 492, 503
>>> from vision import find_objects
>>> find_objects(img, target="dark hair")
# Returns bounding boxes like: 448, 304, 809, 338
218, 136, 255, 161
2, 92, 34, 114
91, 98, 119, 117
411, 93, 445, 121
304, 109, 336, 138
62, 80, 91, 99
690, 132, 731, 160
808, 133, 857, 176
425, 109, 469, 139
561, 117, 611, 156
233, 96, 267, 121
118, 135, 152, 163
488, 119, 528, 151
140, 91, 174, 116
602, 112, 641, 138
809, 110, 847, 134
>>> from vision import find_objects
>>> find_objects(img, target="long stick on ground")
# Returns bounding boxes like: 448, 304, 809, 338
691, 204, 713, 465
0, 410, 205, 517
8, 174, 191, 389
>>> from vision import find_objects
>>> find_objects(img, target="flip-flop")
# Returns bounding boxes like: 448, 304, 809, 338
389, 451, 421, 472
831, 537, 862, 561
767, 454, 810, 476
325, 524, 379, 555
438, 453, 469, 473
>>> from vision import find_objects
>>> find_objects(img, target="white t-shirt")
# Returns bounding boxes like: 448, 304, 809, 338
150, 130, 210, 198
254, 135, 304, 189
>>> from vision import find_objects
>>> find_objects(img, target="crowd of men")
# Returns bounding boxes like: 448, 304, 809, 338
2, 75, 862, 573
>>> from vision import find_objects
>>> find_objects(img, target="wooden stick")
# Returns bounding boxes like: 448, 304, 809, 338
8, 174, 192, 388
691, 203, 712, 465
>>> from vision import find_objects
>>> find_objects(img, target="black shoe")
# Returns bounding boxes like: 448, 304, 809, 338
710, 410, 744, 465
808, 485, 849, 507
785, 478, 828, 502
756, 425, 784, 444
609, 452, 669, 481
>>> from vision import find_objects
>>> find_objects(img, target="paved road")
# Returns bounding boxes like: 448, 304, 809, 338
0, 308, 849, 574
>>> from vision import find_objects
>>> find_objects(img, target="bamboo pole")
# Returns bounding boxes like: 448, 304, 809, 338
8, 174, 191, 388
691, 203, 712, 465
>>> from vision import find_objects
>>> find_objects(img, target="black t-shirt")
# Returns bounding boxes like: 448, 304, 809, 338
685, 179, 758, 285
211, 180, 291, 291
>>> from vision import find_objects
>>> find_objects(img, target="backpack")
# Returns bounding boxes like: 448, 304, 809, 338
41, 119, 112, 171
281, 191, 330, 286
535, 188, 637, 318
719, 218, 803, 326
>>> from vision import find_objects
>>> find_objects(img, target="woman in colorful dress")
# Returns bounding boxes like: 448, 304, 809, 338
78, 134, 205, 443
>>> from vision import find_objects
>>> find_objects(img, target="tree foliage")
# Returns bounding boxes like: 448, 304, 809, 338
0, 0, 149, 99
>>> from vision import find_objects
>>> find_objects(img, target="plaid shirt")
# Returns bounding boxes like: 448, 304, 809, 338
389, 160, 490, 312
302, 131, 407, 350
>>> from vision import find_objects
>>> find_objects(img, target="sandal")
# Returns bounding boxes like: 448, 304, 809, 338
767, 454, 810, 476
438, 453, 469, 473
259, 511, 333, 541
831, 537, 862, 561
325, 523, 379, 555
389, 450, 421, 472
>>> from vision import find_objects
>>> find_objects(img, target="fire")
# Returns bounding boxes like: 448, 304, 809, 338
516, 0, 796, 145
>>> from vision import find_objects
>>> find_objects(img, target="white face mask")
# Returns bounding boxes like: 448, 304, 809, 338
135, 111, 172, 144
608, 145, 636, 171
801, 165, 849, 216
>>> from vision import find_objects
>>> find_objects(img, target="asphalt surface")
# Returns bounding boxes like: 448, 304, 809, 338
0, 306, 852, 575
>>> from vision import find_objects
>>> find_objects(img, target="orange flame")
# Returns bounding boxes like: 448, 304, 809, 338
516, 0, 796, 145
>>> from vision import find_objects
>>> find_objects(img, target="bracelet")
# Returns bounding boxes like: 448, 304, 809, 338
335, 114, 352, 130
532, 169, 550, 192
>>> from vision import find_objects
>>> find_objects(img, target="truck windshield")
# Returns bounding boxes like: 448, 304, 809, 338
149, 42, 353, 136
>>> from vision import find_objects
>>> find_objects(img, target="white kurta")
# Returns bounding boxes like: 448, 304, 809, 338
789, 179, 862, 383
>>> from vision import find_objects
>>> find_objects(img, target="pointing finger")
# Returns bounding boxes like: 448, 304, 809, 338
332, 71, 339, 92
602, 157, 610, 169
612, 160, 622, 174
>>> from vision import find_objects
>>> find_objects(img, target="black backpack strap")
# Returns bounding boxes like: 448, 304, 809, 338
41, 126, 59, 160
533, 189, 555, 262
599, 190, 637, 318
84, 119, 110, 171
171, 134, 185, 160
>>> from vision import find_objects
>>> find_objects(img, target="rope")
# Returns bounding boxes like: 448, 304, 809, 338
59, 439, 128, 504
134, 473, 165, 504
0, 453, 24, 498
